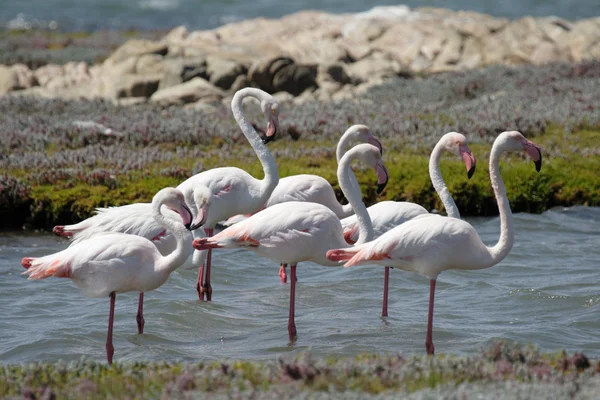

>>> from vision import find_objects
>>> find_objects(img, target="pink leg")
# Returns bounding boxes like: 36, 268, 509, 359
106, 292, 116, 365
196, 263, 205, 301
382, 267, 390, 317
426, 279, 436, 355
136, 292, 145, 334
288, 264, 298, 341
279, 264, 287, 284
204, 228, 214, 301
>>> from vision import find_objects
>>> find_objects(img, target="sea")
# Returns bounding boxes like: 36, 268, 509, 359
1, 206, 599, 363
0, 0, 598, 32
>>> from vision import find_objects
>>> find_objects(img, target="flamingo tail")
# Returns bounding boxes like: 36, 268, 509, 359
53, 220, 90, 237
326, 248, 359, 263
192, 238, 222, 250
21, 257, 72, 279
344, 248, 390, 268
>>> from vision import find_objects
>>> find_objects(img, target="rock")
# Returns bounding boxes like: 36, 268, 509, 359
320, 63, 353, 85
105, 56, 139, 76
273, 91, 295, 104
118, 97, 148, 106
230, 74, 249, 93
159, 57, 208, 90
345, 53, 403, 81
11, 64, 37, 89
136, 54, 164, 75
248, 56, 291, 92
150, 77, 225, 105
105, 39, 168, 66
272, 63, 318, 96
206, 56, 247, 90
0, 65, 19, 93
34, 64, 64, 87
111, 74, 161, 98
530, 41, 563, 64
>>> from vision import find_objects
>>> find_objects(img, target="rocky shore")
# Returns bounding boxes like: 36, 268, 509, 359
1, 6, 600, 107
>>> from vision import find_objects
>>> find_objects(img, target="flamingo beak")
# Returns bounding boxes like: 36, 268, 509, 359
523, 140, 542, 172
367, 134, 384, 156
263, 114, 279, 144
179, 203, 193, 230
376, 160, 389, 195
459, 145, 476, 179
189, 203, 209, 231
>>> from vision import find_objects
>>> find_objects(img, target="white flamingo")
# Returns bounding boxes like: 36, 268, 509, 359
223, 124, 384, 284
326, 131, 542, 355
21, 187, 194, 365
192, 143, 389, 340
177, 88, 280, 301
341, 132, 476, 316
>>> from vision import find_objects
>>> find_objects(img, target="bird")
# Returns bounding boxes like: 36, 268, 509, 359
326, 130, 542, 355
21, 187, 196, 365
340, 132, 476, 317
177, 87, 281, 302
222, 124, 384, 284
192, 143, 389, 341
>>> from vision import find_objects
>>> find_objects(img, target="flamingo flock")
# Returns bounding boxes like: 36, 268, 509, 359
20, 87, 542, 364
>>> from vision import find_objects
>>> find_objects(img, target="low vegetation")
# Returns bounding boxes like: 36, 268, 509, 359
1, 61, 599, 230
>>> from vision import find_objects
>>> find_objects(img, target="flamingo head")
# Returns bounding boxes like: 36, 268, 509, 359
189, 186, 213, 231
441, 132, 476, 179
353, 143, 389, 194
261, 98, 280, 144
498, 131, 543, 172
349, 125, 384, 156
157, 188, 193, 230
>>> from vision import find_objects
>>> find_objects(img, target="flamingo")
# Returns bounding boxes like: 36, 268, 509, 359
223, 124, 384, 284
326, 131, 542, 355
192, 143, 389, 340
21, 187, 196, 365
341, 132, 476, 316
177, 88, 281, 302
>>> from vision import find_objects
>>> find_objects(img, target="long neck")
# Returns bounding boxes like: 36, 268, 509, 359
152, 203, 192, 274
337, 153, 374, 245
231, 88, 279, 203
429, 142, 460, 218
486, 144, 514, 263
335, 129, 356, 163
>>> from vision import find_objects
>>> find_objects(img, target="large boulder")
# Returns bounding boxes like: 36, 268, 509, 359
206, 56, 247, 90
248, 56, 317, 95
0, 65, 19, 93
150, 77, 225, 105
159, 57, 208, 90
110, 74, 161, 98
104, 39, 168, 66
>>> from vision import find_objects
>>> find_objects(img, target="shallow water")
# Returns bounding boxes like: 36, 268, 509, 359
1, 206, 599, 364
1, 0, 598, 31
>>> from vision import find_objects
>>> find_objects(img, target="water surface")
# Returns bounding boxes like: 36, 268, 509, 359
0, 206, 599, 363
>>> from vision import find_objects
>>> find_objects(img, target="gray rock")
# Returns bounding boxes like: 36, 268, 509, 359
206, 56, 247, 90
272, 63, 318, 95
150, 77, 225, 105
0, 65, 19, 93
112, 74, 161, 98
230, 74, 250, 93
159, 57, 208, 90
105, 39, 168, 66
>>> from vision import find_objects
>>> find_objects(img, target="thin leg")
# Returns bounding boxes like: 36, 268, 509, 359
288, 264, 297, 341
196, 263, 205, 301
426, 279, 436, 355
382, 267, 390, 318
204, 228, 214, 301
279, 264, 287, 284
136, 292, 145, 334
106, 292, 116, 365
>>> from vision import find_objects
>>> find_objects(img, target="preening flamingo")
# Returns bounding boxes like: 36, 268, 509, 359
177, 88, 280, 301
193, 143, 389, 340
341, 132, 476, 316
21, 188, 195, 365
326, 131, 542, 355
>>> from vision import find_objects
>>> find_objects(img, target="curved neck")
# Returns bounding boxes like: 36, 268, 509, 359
231, 88, 279, 202
152, 202, 192, 274
337, 151, 374, 245
429, 142, 460, 218
486, 143, 514, 264
336, 129, 357, 163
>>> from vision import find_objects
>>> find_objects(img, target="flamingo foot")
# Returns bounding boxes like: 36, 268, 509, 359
204, 283, 212, 302
288, 323, 297, 342
426, 341, 435, 355
196, 281, 206, 301
21, 257, 33, 269
279, 264, 287, 284
53, 225, 73, 237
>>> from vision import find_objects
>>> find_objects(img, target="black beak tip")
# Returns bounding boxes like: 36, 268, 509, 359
534, 159, 542, 172
376, 182, 387, 195
185, 222, 192, 231
467, 165, 476, 179
262, 135, 275, 145
189, 223, 201, 231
